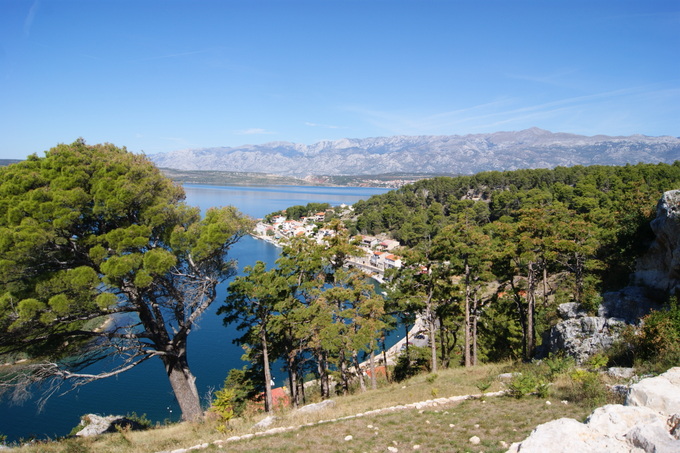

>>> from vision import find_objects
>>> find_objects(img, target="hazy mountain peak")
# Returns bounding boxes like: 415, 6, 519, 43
149, 129, 680, 177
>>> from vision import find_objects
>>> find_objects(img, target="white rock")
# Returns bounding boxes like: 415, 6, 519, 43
586, 404, 663, 437
506, 418, 631, 453
296, 399, 336, 413
469, 436, 480, 445
252, 415, 277, 430
387, 447, 399, 452
627, 367, 680, 415
627, 423, 680, 452
344, 435, 353, 441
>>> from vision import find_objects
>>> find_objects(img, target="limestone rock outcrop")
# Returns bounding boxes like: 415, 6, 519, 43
75, 413, 147, 437
544, 306, 627, 364
507, 367, 680, 453
634, 190, 680, 295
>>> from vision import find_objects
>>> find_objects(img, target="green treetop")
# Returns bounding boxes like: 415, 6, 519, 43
0, 140, 253, 421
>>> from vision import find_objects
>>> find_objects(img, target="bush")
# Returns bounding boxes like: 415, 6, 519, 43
209, 387, 236, 433
565, 369, 608, 407
543, 352, 575, 379
629, 297, 680, 373
584, 352, 609, 371
393, 346, 431, 382
507, 373, 538, 399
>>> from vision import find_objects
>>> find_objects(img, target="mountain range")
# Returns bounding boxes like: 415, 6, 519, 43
149, 128, 680, 177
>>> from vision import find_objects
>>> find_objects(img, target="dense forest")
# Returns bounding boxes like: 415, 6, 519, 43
217, 162, 680, 415
347, 162, 680, 369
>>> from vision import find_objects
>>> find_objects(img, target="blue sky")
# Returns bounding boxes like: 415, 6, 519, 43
1, 0, 679, 159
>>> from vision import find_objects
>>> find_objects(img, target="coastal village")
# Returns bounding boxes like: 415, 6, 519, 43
252, 204, 403, 281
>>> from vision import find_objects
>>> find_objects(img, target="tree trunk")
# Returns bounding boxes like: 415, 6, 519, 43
543, 264, 549, 307
381, 336, 390, 382
162, 353, 202, 422
525, 262, 536, 361
438, 316, 449, 368
369, 348, 377, 389
472, 296, 478, 366
261, 328, 273, 412
427, 305, 438, 373
317, 350, 330, 399
353, 351, 366, 393
464, 262, 472, 367
287, 353, 299, 408
339, 353, 349, 395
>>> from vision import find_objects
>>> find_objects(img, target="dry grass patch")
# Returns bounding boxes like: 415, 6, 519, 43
11, 363, 610, 453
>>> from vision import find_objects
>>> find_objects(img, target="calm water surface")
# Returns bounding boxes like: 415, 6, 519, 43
1, 185, 389, 442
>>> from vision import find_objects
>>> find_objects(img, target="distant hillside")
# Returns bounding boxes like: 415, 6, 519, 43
0, 159, 21, 167
149, 128, 680, 177
159, 168, 312, 186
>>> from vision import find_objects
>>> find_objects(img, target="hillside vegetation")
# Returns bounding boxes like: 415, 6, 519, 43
349, 162, 680, 367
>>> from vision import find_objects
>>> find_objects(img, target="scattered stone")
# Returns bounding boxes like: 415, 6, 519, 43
545, 401, 551, 405
412, 445, 421, 450
344, 435, 353, 441
469, 436, 480, 445
425, 420, 430, 424
296, 399, 336, 413
388, 447, 399, 453
449, 424, 455, 428
607, 367, 636, 380
252, 415, 277, 430
499, 440, 508, 448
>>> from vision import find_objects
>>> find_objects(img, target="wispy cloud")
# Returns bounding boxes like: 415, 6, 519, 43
305, 122, 344, 130
346, 83, 680, 136
23, 1, 40, 37
234, 128, 276, 135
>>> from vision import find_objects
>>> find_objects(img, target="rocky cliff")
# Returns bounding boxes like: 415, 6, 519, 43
542, 190, 680, 362
634, 190, 680, 296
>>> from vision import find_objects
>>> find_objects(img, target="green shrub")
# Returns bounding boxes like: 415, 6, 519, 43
584, 352, 609, 371
507, 373, 538, 399
629, 297, 680, 373
565, 369, 607, 407
209, 387, 237, 433
543, 352, 575, 379
393, 346, 431, 382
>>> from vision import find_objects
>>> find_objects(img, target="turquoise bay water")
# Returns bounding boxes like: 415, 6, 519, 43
1, 185, 389, 442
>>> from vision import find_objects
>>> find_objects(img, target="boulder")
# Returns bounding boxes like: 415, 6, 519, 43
626, 367, 680, 415
507, 368, 680, 453
506, 418, 632, 453
585, 404, 663, 437
252, 415, 277, 430
544, 313, 626, 364
627, 423, 680, 453
75, 414, 147, 437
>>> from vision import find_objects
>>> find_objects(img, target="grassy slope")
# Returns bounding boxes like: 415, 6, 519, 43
13, 363, 615, 453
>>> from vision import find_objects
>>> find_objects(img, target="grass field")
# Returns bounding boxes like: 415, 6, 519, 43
10, 363, 621, 453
